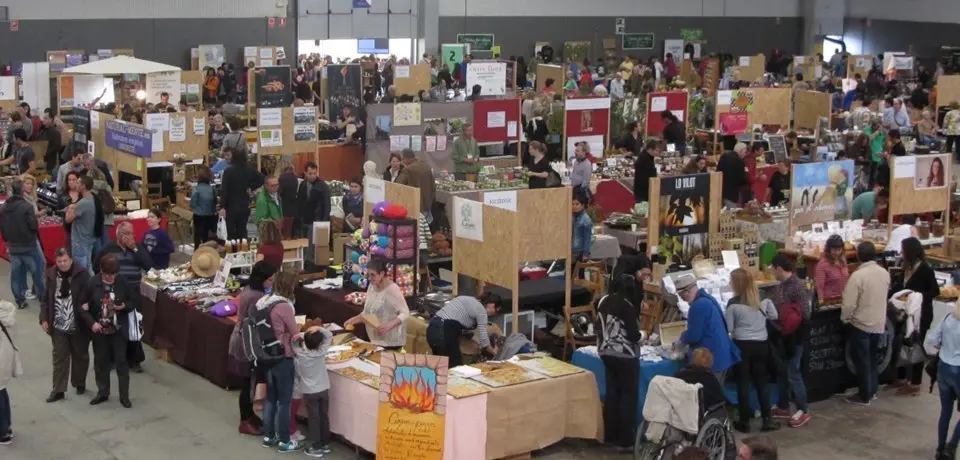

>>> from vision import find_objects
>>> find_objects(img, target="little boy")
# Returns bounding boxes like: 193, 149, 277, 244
295, 325, 333, 458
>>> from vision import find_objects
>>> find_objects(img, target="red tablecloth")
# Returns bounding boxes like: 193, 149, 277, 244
0, 215, 165, 265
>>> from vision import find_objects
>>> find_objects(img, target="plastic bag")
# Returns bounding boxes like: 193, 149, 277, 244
217, 216, 228, 241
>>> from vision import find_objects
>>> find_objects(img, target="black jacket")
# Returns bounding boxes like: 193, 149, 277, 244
662, 120, 686, 146
278, 171, 299, 218
296, 178, 331, 224
0, 195, 38, 253
220, 164, 264, 214
716, 151, 747, 204
633, 151, 657, 203
81, 275, 137, 334
675, 365, 726, 409
905, 262, 940, 339
41, 263, 92, 331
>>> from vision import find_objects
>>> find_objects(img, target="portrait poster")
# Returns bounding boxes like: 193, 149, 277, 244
914, 154, 949, 190
326, 64, 363, 121
790, 160, 855, 228
658, 173, 710, 266
376, 353, 448, 460
254, 66, 292, 108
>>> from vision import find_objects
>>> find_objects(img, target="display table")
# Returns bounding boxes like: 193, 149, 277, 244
326, 356, 601, 459
0, 214, 164, 265
572, 348, 683, 428
484, 277, 593, 315
140, 288, 242, 389
590, 234, 623, 264
603, 226, 648, 252
293, 286, 369, 340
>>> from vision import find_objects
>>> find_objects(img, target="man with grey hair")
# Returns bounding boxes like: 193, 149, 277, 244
0, 179, 45, 309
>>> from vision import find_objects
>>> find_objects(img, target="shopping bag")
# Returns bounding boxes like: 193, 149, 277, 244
217, 216, 228, 241
127, 310, 144, 342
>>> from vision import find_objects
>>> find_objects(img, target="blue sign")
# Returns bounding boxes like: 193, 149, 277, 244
353, 0, 372, 7
105, 120, 153, 158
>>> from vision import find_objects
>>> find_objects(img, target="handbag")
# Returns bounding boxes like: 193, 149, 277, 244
127, 310, 144, 342
0, 321, 24, 378
217, 216, 229, 241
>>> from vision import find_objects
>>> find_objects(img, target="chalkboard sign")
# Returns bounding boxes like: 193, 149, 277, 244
457, 34, 495, 52
72, 107, 91, 146
622, 33, 655, 50
804, 309, 849, 401
768, 134, 788, 162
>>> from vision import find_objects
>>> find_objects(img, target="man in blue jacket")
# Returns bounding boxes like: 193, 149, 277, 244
675, 274, 741, 382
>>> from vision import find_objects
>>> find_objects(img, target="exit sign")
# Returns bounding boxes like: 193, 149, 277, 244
9, 20, 18, 32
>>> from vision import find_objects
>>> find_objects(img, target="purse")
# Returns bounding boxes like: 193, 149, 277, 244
0, 321, 24, 378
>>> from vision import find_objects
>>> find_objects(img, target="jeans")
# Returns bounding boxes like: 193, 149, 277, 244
601, 355, 640, 448
10, 248, 45, 305
0, 389, 10, 437
734, 340, 772, 423
72, 237, 95, 274
787, 344, 809, 412
427, 317, 464, 367
849, 327, 881, 402
919, 134, 941, 149
938, 361, 960, 450
303, 391, 331, 447
263, 358, 295, 443
91, 225, 109, 262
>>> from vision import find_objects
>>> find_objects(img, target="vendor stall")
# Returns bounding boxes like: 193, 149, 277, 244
713, 87, 791, 155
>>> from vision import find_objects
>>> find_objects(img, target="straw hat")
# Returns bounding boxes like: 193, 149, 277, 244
191, 246, 222, 278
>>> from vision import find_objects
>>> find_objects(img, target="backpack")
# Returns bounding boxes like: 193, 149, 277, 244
240, 298, 286, 369
777, 302, 804, 336
97, 188, 116, 215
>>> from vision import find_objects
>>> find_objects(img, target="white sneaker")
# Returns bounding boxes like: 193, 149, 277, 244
291, 430, 306, 442
24, 291, 36, 300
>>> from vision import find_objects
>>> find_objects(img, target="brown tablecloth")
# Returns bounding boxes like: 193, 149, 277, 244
484, 371, 603, 459
140, 291, 243, 389
294, 286, 368, 341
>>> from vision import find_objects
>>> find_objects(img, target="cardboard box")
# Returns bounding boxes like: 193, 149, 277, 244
312, 222, 331, 265
333, 233, 353, 265
946, 236, 960, 258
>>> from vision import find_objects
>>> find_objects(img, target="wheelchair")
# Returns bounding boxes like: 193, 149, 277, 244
633, 386, 735, 460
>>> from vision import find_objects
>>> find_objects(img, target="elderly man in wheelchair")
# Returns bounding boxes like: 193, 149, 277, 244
634, 372, 735, 460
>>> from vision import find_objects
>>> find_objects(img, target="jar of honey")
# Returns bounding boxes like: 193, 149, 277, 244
933, 219, 945, 238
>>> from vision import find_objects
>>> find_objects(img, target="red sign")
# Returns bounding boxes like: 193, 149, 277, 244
267, 17, 276, 28
9, 21, 18, 32
719, 112, 749, 136
279, 17, 286, 28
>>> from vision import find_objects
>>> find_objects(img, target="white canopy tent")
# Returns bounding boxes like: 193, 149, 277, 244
63, 55, 181, 75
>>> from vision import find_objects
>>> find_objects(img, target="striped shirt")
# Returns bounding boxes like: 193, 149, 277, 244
437, 296, 491, 348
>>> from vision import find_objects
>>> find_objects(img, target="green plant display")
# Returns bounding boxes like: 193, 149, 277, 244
564, 42, 590, 63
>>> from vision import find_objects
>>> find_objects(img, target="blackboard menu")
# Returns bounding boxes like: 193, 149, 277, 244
254, 66, 293, 108
457, 34, 495, 52
622, 33, 655, 51
768, 134, 788, 162
804, 309, 849, 402
72, 107, 91, 146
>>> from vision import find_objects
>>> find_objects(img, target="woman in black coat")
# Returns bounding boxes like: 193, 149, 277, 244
219, 147, 264, 240
897, 237, 940, 394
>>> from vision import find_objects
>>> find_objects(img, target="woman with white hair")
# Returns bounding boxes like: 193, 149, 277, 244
0, 299, 19, 444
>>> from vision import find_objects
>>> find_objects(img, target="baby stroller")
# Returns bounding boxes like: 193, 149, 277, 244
634, 375, 734, 460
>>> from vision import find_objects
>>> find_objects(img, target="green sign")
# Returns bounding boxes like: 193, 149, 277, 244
457, 34, 495, 52
441, 44, 467, 72
680, 28, 703, 41
622, 33, 654, 50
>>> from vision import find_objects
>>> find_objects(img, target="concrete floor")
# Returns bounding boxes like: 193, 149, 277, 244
0, 258, 945, 460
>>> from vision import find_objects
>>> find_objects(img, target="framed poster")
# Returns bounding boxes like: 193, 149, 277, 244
790, 160, 855, 227
658, 173, 710, 266
253, 66, 292, 108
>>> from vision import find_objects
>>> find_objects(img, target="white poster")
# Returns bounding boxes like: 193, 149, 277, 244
425, 136, 437, 152
21, 63, 51, 118
487, 111, 506, 128
145, 113, 170, 132
186, 83, 201, 95
410, 135, 423, 152
717, 90, 732, 106
395, 65, 411, 79
894, 156, 916, 179
466, 62, 507, 96
87, 140, 96, 157
671, 110, 684, 122
71, 75, 115, 107
244, 47, 258, 58
664, 39, 684, 61
192, 117, 206, 136
650, 96, 667, 112
390, 135, 411, 151
168, 116, 186, 142
566, 135, 605, 160
453, 197, 484, 242
738, 56, 751, 66
565, 97, 611, 111
293, 106, 316, 124
0, 77, 15, 100
259, 128, 283, 147
507, 121, 517, 138
294, 124, 317, 142
856, 57, 870, 68
436, 136, 447, 150
213, 259, 232, 288
198, 44, 226, 70
483, 190, 517, 212
258, 108, 283, 126
364, 177, 386, 203
151, 129, 165, 152
89, 110, 100, 130
145, 71, 181, 104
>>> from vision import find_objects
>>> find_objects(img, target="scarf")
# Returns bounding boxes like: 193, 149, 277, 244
58, 268, 73, 298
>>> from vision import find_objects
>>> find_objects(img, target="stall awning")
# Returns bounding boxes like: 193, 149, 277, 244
63, 56, 181, 75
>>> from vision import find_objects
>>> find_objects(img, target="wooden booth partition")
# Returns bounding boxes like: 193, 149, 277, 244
452, 187, 573, 333
536, 64, 564, 92
646, 172, 722, 262
254, 106, 320, 169
793, 56, 821, 83
794, 90, 832, 131
362, 179, 422, 229
847, 55, 873, 81
887, 154, 952, 237
737, 54, 766, 83
713, 87, 791, 154
180, 71, 203, 108
0, 77, 18, 114
937, 75, 960, 112
472, 98, 522, 166
144, 111, 210, 163
394, 64, 433, 97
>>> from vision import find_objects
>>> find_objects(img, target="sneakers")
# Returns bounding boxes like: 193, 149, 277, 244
277, 440, 304, 453
239, 421, 262, 436
261, 436, 279, 448
788, 411, 812, 428
291, 430, 306, 442
0, 434, 11, 445
844, 395, 870, 406
770, 407, 792, 420
24, 291, 36, 300
305, 445, 327, 458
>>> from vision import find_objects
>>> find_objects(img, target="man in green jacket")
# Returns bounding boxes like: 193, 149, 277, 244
254, 176, 283, 224
451, 122, 480, 180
